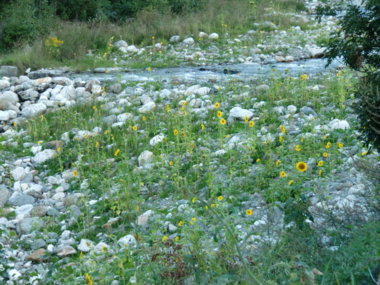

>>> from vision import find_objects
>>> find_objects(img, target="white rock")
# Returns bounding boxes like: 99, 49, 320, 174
229, 107, 254, 121
185, 85, 210, 95
126, 45, 139, 53
149, 134, 165, 146
138, 101, 156, 113
199, 32, 208, 38
33, 149, 57, 164
287, 105, 297, 114
52, 192, 65, 200
57, 245, 77, 257
183, 37, 195, 45
169, 35, 181, 43
0, 110, 11, 121
328, 119, 350, 131
33, 77, 52, 86
93, 242, 110, 254
140, 95, 153, 105
117, 113, 133, 122
15, 204, 34, 219
273, 106, 286, 114
22, 103, 47, 118
138, 151, 154, 167
0, 79, 10, 89
137, 210, 154, 226
118, 234, 137, 248
0, 91, 19, 111
208, 33, 219, 40
11, 167, 27, 181
114, 40, 128, 49
91, 84, 102, 95
78, 239, 94, 252
256, 84, 270, 91
8, 269, 22, 281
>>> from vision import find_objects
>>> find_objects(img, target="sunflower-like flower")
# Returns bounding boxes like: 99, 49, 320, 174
296, 161, 308, 172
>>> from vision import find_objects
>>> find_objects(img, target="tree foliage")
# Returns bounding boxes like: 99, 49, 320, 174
318, 0, 380, 150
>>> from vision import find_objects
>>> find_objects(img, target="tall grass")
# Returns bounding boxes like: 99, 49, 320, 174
0, 0, 306, 71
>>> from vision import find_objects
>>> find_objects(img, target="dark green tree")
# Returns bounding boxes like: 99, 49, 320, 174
319, 0, 380, 150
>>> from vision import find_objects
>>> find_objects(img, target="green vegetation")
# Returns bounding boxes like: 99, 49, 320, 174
318, 0, 380, 150
0, 0, 307, 71
3, 70, 378, 284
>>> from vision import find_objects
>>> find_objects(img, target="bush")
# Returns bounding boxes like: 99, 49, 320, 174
319, 0, 380, 150
0, 0, 53, 49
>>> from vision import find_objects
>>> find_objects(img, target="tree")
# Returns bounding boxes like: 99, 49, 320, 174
318, 0, 380, 150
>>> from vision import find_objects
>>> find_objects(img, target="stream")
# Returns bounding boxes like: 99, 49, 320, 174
70, 58, 344, 83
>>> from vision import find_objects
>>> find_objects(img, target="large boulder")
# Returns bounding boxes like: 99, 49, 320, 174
0, 91, 19, 111
0, 65, 18, 77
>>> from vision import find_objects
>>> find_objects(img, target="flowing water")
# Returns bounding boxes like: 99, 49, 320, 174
70, 58, 344, 83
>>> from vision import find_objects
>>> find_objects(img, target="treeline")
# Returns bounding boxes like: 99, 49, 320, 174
0, 0, 206, 49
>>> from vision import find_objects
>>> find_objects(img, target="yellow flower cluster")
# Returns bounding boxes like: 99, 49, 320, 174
44, 37, 64, 48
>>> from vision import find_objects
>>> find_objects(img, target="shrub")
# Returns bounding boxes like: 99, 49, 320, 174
0, 0, 53, 49
319, 0, 380, 150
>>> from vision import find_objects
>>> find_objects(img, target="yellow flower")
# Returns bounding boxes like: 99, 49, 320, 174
191, 197, 197, 203
219, 118, 227, 125
12, 122, 17, 127
205, 205, 209, 210
280, 125, 286, 134
337, 142, 344, 148
296, 161, 308, 172
178, 221, 184, 227
256, 158, 261, 163
325, 142, 332, 149
317, 161, 324, 167
162, 235, 168, 242
214, 102, 220, 109
165, 104, 171, 112
114, 149, 121, 157
72, 170, 78, 177
244, 116, 249, 123
322, 152, 329, 158
142, 116, 147, 121
85, 273, 93, 285
147, 67, 152, 72
295, 145, 301, 152
217, 195, 224, 201
279, 171, 287, 178
92, 105, 98, 111
217, 111, 223, 118
279, 136, 284, 143
174, 236, 180, 242
132, 125, 138, 131
249, 121, 255, 128
210, 203, 216, 208
201, 123, 205, 130
300, 74, 308, 80
275, 160, 281, 166
190, 217, 197, 224
173, 129, 179, 136
288, 180, 294, 185
57, 147, 62, 152
245, 209, 253, 216
361, 151, 367, 156
95, 141, 100, 148
169, 161, 174, 166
